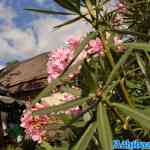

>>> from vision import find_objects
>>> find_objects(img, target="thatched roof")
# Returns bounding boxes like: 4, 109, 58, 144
0, 52, 49, 94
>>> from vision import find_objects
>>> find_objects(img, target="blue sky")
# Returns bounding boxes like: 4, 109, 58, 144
0, 0, 91, 64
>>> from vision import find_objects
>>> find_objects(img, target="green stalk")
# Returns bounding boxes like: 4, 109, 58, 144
85, 0, 96, 20
98, 31, 133, 108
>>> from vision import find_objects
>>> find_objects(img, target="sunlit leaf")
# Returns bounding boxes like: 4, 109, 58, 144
136, 52, 150, 93
124, 42, 150, 52
110, 29, 150, 39
54, 0, 80, 13
105, 48, 133, 87
54, 15, 83, 28
97, 102, 112, 150
25, 8, 75, 15
112, 103, 150, 129
73, 122, 97, 150
33, 95, 95, 116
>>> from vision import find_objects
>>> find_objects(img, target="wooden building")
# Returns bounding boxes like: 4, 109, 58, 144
0, 52, 49, 99
0, 52, 49, 147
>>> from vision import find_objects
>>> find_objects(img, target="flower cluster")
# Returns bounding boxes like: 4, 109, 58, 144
20, 103, 49, 143
112, 1, 127, 27
47, 36, 104, 83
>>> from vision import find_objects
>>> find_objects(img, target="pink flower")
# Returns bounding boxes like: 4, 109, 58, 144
113, 36, 125, 52
87, 38, 104, 55
65, 106, 81, 116
32, 102, 48, 111
47, 48, 74, 83
116, 1, 127, 14
20, 103, 49, 143
30, 129, 45, 143
67, 36, 81, 50
47, 35, 104, 83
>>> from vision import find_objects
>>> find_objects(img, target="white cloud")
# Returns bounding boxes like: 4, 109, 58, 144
0, 2, 16, 28
32, 17, 91, 52
0, 1, 92, 62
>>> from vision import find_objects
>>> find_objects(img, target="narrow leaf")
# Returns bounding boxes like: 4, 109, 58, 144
54, 0, 80, 13
124, 42, 150, 52
105, 48, 133, 87
33, 95, 94, 116
54, 15, 83, 28
136, 53, 150, 93
25, 8, 74, 15
97, 102, 112, 150
73, 122, 97, 150
40, 141, 53, 150
112, 103, 150, 129
110, 29, 150, 39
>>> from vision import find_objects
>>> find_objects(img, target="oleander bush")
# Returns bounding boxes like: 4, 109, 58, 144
20, 0, 150, 149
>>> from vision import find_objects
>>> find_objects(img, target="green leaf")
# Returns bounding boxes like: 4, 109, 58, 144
40, 141, 53, 150
54, 0, 80, 13
126, 80, 140, 89
136, 53, 150, 93
105, 48, 133, 87
73, 122, 97, 150
33, 95, 95, 116
54, 15, 83, 28
124, 42, 150, 52
136, 53, 146, 75
97, 102, 112, 150
24, 8, 75, 15
112, 103, 150, 129
60, 86, 81, 97
40, 141, 68, 150
81, 61, 97, 94
141, 108, 150, 117
110, 29, 150, 39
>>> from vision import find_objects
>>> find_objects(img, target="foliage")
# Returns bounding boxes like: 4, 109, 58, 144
4, 145, 22, 150
23, 0, 150, 149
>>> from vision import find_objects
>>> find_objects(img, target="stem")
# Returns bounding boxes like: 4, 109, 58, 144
85, 0, 96, 20
98, 30, 133, 107
119, 78, 133, 108
105, 101, 124, 124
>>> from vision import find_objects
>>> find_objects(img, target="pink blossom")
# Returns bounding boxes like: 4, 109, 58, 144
47, 48, 74, 83
67, 36, 81, 50
20, 103, 49, 143
87, 38, 104, 55
65, 106, 81, 116
116, 1, 127, 14
47, 36, 104, 83
113, 36, 124, 52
